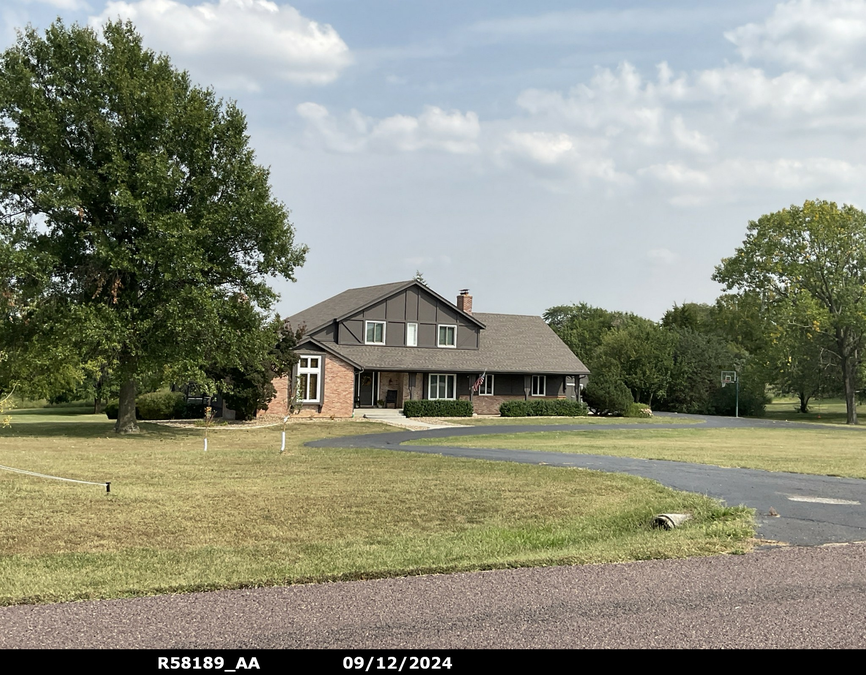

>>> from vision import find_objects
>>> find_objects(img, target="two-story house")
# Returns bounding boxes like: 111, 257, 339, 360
261, 280, 590, 417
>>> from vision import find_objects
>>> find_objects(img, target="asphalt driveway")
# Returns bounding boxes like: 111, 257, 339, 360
309, 414, 866, 546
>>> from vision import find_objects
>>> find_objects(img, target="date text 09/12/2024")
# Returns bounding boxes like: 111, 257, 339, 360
155, 655, 454, 672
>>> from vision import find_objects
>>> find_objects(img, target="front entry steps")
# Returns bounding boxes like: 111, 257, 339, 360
355, 408, 461, 430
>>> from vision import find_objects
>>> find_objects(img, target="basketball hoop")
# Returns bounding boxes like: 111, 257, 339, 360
720, 371, 740, 418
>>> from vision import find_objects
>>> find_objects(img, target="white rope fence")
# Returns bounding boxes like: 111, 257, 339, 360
0, 464, 111, 492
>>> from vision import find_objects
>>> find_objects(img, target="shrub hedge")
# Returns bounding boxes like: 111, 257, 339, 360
499, 399, 588, 417
583, 373, 634, 416
105, 392, 209, 420
623, 402, 653, 418
136, 391, 187, 420
403, 400, 474, 417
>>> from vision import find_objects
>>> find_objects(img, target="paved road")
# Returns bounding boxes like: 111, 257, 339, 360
309, 414, 866, 546
2, 543, 864, 649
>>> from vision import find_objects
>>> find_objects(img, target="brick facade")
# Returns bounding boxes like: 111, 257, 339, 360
462, 394, 567, 416
377, 371, 405, 407
259, 354, 356, 419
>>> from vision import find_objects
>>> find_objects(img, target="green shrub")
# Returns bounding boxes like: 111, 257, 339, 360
135, 391, 187, 420
104, 392, 201, 420
707, 382, 769, 417
403, 400, 474, 417
499, 399, 588, 417
623, 402, 653, 418
105, 401, 119, 420
498, 401, 526, 417
583, 373, 634, 416
104, 400, 140, 420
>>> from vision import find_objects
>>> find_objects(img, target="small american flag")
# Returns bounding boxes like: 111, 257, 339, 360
472, 371, 487, 393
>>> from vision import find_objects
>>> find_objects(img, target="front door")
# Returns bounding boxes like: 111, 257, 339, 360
357, 372, 378, 407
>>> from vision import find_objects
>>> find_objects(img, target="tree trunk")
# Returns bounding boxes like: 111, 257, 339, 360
93, 399, 103, 414
115, 378, 139, 434
798, 393, 810, 414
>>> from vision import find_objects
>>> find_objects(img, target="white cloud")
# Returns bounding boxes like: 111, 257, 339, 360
725, 0, 866, 74
300, 1, 866, 205
692, 64, 866, 125
516, 63, 667, 146
91, 0, 351, 90
499, 131, 631, 185
670, 116, 716, 154
640, 157, 866, 206
503, 131, 574, 165
297, 103, 480, 154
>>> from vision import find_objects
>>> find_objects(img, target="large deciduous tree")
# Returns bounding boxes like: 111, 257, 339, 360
543, 303, 651, 370
593, 322, 675, 407
0, 21, 306, 432
713, 200, 866, 424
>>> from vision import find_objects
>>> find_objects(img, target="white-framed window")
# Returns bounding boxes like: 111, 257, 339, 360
406, 322, 418, 347
428, 374, 456, 400
365, 320, 385, 345
438, 324, 456, 348
297, 355, 321, 402
531, 375, 546, 397
479, 374, 494, 396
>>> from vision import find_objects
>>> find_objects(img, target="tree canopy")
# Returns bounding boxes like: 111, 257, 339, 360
713, 199, 866, 424
0, 21, 307, 432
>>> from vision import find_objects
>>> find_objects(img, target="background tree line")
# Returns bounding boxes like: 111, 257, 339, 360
547, 200, 864, 421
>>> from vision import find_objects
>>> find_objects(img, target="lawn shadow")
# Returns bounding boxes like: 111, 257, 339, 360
0, 420, 200, 440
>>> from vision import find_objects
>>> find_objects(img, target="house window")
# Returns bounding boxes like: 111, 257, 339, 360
428, 374, 456, 400
297, 355, 321, 402
406, 322, 418, 347
365, 321, 385, 344
479, 374, 494, 396
438, 324, 456, 348
531, 375, 546, 397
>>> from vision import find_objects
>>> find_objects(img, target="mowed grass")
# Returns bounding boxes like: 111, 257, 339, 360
0, 416, 753, 605
762, 396, 865, 425
444, 416, 700, 426
406, 426, 866, 478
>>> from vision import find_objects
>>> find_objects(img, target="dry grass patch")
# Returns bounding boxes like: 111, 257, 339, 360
406, 427, 866, 478
0, 419, 753, 605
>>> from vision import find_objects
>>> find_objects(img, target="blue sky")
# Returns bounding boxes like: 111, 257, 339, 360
4, 1, 865, 319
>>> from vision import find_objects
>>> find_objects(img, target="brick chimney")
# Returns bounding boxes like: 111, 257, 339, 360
457, 289, 472, 314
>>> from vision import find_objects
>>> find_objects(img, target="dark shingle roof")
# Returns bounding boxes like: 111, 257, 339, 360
300, 312, 588, 375
283, 280, 412, 334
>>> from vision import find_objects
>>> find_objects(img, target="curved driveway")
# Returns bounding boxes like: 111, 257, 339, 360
309, 414, 866, 546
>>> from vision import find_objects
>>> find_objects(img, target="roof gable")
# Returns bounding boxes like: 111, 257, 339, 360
285, 280, 485, 336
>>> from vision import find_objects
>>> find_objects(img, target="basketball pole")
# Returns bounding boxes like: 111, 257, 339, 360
735, 376, 739, 418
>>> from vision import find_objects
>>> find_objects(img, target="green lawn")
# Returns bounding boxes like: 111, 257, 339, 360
762, 396, 865, 425
406, 426, 866, 478
0, 415, 753, 605
444, 415, 700, 426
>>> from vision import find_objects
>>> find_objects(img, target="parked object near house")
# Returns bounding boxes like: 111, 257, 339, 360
260, 280, 590, 418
